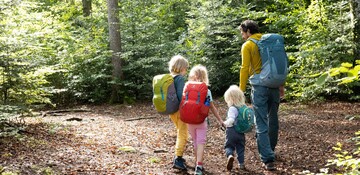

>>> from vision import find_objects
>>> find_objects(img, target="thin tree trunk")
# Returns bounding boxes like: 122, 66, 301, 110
107, 0, 123, 103
82, 0, 92, 17
351, 0, 360, 65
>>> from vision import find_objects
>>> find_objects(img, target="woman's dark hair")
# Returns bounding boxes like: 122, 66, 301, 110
239, 20, 259, 34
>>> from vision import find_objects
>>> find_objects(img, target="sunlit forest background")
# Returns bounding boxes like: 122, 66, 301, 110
0, 0, 359, 174
1, 0, 359, 114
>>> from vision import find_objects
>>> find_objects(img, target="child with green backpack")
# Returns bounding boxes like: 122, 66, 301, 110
153, 55, 189, 170
223, 85, 254, 171
167, 55, 189, 171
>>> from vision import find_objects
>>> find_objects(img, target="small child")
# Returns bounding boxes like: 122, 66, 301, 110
186, 65, 225, 175
223, 85, 248, 171
168, 55, 189, 171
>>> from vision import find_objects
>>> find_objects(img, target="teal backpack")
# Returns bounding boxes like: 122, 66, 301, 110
234, 105, 255, 133
248, 33, 289, 88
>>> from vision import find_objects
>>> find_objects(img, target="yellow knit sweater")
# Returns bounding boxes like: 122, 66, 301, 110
240, 33, 262, 91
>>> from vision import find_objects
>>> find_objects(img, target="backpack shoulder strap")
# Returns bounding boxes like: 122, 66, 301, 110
248, 38, 259, 45
234, 105, 247, 115
245, 38, 260, 74
237, 105, 248, 117
172, 74, 180, 79
242, 106, 249, 118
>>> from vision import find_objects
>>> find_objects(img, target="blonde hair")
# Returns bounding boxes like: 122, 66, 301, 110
168, 55, 189, 74
224, 85, 245, 107
188, 65, 209, 85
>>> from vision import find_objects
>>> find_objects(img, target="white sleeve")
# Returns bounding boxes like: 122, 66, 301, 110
224, 118, 234, 127
224, 106, 238, 127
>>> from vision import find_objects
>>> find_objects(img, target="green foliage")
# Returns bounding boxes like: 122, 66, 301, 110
301, 131, 360, 175
35, 1, 113, 103
1, 0, 191, 105
29, 165, 55, 175
288, 0, 357, 102
316, 61, 360, 85
0, 105, 32, 120
312, 60, 360, 101
1, 0, 359, 105
118, 146, 137, 153
0, 172, 19, 175
148, 157, 161, 164
0, 1, 56, 109
327, 138, 360, 175
120, 0, 190, 100
47, 122, 66, 135
184, 0, 248, 94
0, 104, 31, 137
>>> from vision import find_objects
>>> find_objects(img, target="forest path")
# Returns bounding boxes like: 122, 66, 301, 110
1, 101, 359, 175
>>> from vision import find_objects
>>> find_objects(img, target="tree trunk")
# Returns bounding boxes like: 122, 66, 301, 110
351, 0, 360, 65
107, 0, 123, 103
82, 0, 92, 17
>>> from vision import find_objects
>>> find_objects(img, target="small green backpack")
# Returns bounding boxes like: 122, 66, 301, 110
234, 105, 255, 133
152, 74, 179, 115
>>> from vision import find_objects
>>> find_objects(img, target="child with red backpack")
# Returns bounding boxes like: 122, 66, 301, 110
179, 65, 225, 175
167, 55, 189, 171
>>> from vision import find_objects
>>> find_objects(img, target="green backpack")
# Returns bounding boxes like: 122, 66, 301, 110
152, 74, 180, 115
234, 105, 255, 133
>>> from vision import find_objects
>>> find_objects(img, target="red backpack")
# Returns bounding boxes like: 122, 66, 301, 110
180, 82, 210, 124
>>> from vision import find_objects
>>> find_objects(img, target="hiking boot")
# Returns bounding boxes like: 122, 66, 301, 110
194, 165, 204, 175
226, 155, 234, 171
239, 163, 245, 170
173, 157, 187, 171
263, 162, 276, 171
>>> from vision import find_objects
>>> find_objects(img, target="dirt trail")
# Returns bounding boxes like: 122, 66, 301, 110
0, 101, 359, 175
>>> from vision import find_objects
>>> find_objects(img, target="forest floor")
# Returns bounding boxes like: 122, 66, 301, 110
0, 100, 359, 175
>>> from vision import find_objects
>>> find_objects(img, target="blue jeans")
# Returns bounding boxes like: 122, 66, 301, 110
251, 85, 279, 163
224, 127, 245, 164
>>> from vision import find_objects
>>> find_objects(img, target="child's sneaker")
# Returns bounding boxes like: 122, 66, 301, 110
173, 157, 187, 171
226, 155, 234, 171
239, 163, 245, 170
194, 165, 204, 175
262, 162, 276, 171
